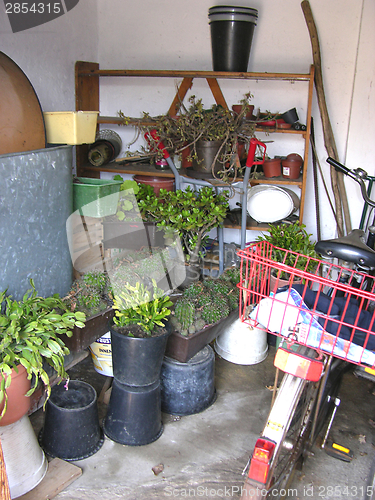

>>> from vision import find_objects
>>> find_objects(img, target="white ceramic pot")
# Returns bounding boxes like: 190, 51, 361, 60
0, 415, 48, 498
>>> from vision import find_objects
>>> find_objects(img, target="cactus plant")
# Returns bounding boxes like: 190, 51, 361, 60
174, 298, 195, 330
171, 274, 240, 336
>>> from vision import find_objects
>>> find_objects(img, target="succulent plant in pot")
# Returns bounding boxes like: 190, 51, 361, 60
0, 279, 86, 424
139, 94, 256, 182
165, 268, 242, 362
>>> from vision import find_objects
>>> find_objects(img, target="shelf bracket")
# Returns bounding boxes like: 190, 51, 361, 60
206, 78, 229, 109
167, 77, 193, 116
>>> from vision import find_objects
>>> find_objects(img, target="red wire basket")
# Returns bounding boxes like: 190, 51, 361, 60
237, 241, 375, 369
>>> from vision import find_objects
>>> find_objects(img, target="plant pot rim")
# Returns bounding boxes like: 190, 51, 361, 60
109, 320, 171, 340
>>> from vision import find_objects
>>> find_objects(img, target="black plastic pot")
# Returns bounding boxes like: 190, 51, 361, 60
160, 345, 216, 416
39, 380, 104, 461
109, 322, 171, 386
103, 379, 163, 445
208, 7, 258, 72
281, 108, 299, 125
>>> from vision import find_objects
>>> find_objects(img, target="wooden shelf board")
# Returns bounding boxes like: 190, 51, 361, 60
250, 175, 303, 187
78, 68, 312, 82
78, 162, 176, 178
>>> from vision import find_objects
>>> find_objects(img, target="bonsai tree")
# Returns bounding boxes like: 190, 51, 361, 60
138, 185, 229, 272
112, 279, 173, 337
0, 279, 86, 419
256, 222, 319, 276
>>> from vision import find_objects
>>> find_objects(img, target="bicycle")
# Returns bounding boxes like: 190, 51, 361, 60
237, 157, 375, 499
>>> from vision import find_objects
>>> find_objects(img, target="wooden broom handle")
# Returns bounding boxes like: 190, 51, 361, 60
301, 0, 352, 236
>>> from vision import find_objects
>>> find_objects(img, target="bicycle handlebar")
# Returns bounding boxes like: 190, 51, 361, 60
326, 157, 375, 209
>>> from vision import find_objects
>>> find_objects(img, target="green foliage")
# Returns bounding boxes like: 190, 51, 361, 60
82, 270, 107, 294
112, 176, 157, 222
256, 223, 319, 275
138, 186, 229, 268
67, 271, 111, 317
0, 279, 86, 420
112, 279, 173, 336
145, 94, 256, 182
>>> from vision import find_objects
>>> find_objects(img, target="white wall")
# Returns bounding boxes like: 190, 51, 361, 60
0, 0, 98, 111
1, 0, 373, 244
97, 0, 375, 244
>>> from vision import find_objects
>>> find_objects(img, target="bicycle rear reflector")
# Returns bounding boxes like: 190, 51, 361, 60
248, 438, 276, 484
274, 347, 323, 382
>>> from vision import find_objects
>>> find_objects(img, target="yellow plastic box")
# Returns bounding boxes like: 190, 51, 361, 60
43, 111, 99, 145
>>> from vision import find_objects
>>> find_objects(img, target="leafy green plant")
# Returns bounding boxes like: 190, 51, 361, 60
111, 176, 157, 222
256, 223, 319, 276
120, 94, 256, 182
112, 279, 173, 336
0, 280, 86, 419
138, 186, 229, 270
66, 270, 112, 317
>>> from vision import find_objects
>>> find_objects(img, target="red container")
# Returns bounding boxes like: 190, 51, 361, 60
133, 175, 175, 196
282, 160, 301, 179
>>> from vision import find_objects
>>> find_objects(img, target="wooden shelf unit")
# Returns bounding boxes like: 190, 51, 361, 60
75, 62, 314, 231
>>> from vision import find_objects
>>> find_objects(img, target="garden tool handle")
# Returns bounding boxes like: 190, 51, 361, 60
144, 129, 181, 190
144, 129, 170, 159
246, 137, 266, 169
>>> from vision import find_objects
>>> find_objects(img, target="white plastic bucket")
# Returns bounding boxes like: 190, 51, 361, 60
247, 184, 300, 223
0, 415, 48, 498
214, 318, 268, 365
89, 332, 113, 377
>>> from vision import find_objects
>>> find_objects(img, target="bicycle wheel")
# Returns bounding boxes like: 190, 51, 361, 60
241, 373, 319, 500
365, 452, 375, 500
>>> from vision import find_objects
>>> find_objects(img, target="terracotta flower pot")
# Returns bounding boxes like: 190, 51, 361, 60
263, 158, 282, 178
0, 364, 31, 426
133, 175, 175, 196
282, 160, 302, 179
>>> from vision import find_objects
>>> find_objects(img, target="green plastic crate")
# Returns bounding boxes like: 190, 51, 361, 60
73, 177, 123, 218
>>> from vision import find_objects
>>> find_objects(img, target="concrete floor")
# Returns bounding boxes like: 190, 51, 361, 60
30, 344, 375, 500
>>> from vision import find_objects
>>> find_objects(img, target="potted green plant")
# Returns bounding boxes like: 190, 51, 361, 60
138, 185, 229, 286
256, 222, 319, 288
0, 279, 86, 424
103, 279, 173, 446
101, 177, 166, 251
122, 94, 256, 182
63, 270, 114, 352
165, 269, 241, 362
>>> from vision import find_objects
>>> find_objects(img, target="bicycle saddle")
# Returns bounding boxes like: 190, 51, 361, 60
315, 229, 375, 269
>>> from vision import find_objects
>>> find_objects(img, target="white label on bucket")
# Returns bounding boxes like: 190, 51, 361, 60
283, 166, 290, 176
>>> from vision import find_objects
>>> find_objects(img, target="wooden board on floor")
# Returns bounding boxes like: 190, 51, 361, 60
17, 458, 82, 500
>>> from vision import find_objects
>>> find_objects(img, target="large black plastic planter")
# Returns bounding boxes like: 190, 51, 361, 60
103, 379, 163, 445
39, 380, 104, 461
109, 322, 171, 386
161, 345, 216, 416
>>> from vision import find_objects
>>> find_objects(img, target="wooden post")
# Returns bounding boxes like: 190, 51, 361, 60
301, 0, 351, 236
